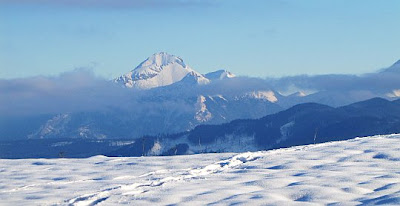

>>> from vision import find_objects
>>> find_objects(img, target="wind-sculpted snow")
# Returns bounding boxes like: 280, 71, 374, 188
0, 134, 399, 205
66, 152, 262, 206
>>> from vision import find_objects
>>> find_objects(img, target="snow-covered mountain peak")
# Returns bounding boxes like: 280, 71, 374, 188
136, 52, 186, 71
179, 71, 211, 85
114, 52, 196, 89
381, 59, 400, 73
205, 70, 236, 80
391, 59, 400, 67
114, 53, 240, 89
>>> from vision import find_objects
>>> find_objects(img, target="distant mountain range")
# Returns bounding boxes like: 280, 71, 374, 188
108, 97, 400, 157
2, 97, 399, 158
1, 52, 399, 142
15, 53, 285, 140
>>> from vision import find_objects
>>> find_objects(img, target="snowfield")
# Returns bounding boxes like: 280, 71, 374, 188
1, 135, 399, 205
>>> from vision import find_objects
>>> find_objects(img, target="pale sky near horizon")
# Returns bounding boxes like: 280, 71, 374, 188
0, 0, 399, 79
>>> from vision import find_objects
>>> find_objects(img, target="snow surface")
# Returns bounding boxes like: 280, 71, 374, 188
1, 134, 399, 205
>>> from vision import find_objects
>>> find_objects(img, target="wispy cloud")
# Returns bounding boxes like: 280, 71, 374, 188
0, 68, 198, 116
1, 64, 399, 117
0, 69, 130, 116
268, 71, 400, 94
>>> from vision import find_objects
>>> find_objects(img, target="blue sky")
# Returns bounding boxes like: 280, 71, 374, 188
0, 0, 399, 79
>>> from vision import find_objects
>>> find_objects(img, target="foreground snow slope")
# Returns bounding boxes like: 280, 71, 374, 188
0, 134, 399, 205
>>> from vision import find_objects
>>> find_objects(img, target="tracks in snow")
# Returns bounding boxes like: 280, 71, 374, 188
65, 152, 265, 206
